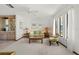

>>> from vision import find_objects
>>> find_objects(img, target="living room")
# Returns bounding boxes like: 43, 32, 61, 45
0, 4, 79, 55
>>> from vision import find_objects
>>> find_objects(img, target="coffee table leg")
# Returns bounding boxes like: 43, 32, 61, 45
49, 41, 51, 46
41, 39, 43, 44
29, 39, 30, 43
56, 41, 59, 46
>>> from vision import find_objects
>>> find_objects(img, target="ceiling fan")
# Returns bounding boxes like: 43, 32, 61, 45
6, 4, 14, 8
26, 8, 38, 16
26, 7, 38, 13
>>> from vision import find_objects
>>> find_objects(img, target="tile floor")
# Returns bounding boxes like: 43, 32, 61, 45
0, 38, 75, 55
0, 40, 15, 50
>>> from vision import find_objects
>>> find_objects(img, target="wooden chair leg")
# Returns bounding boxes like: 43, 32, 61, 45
29, 39, 30, 43
56, 41, 59, 46
49, 41, 51, 46
41, 39, 43, 44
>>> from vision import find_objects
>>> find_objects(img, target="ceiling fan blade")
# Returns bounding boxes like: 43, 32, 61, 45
6, 4, 14, 8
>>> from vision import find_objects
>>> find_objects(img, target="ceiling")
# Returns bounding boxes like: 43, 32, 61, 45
0, 4, 62, 17
13, 4, 62, 15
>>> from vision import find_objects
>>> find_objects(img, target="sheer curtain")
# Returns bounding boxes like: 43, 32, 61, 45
53, 19, 56, 36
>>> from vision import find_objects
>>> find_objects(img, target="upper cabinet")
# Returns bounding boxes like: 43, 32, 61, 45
0, 15, 15, 31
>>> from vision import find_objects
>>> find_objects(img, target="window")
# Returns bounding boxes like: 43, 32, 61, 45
60, 16, 64, 37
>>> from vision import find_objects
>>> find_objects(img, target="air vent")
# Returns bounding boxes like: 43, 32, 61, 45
6, 4, 14, 8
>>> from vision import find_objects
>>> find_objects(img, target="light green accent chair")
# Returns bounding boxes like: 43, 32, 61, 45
49, 35, 59, 46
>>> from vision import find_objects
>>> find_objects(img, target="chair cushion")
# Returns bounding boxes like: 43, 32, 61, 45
49, 36, 59, 42
30, 30, 43, 37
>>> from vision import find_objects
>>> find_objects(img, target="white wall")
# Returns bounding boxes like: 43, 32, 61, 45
16, 13, 30, 40
73, 5, 79, 53
67, 8, 75, 51
53, 5, 79, 54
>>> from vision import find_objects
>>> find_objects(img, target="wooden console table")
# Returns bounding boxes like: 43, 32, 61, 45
29, 37, 43, 43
